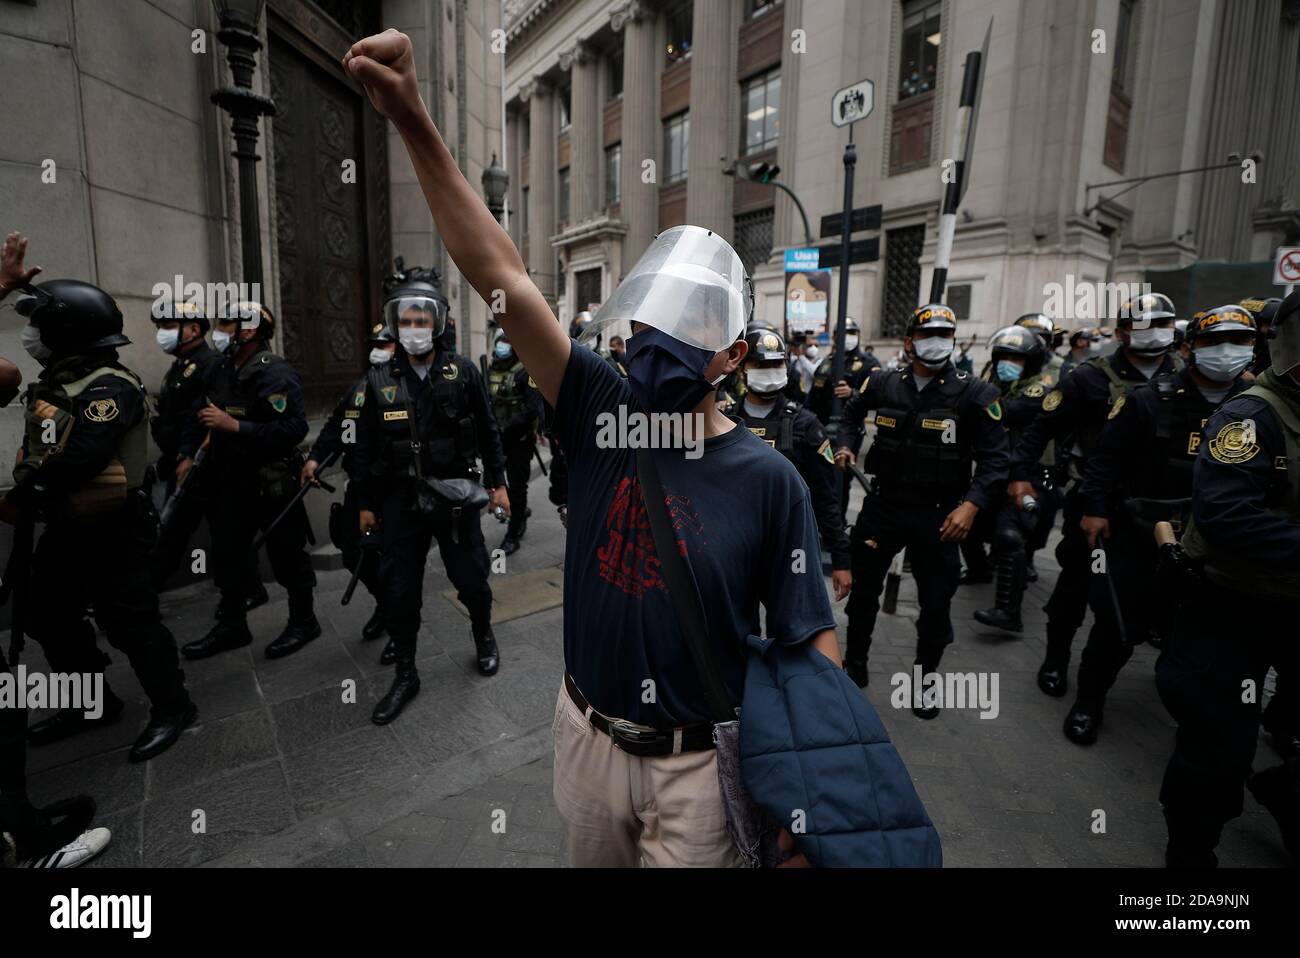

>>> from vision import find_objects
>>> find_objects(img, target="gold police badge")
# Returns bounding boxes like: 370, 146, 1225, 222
1024, 382, 1045, 398
1108, 395, 1126, 420
442, 363, 459, 381
85, 398, 119, 423
1208, 421, 1259, 464
1042, 390, 1063, 412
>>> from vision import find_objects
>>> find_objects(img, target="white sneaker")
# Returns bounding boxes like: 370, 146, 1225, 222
22, 827, 112, 869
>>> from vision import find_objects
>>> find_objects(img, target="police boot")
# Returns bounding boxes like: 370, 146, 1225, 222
26, 690, 125, 747
361, 605, 387, 642
1025, 554, 1039, 583
1063, 699, 1103, 745
912, 658, 941, 720
265, 593, 321, 660
974, 552, 1025, 633
474, 625, 500, 677
499, 531, 521, 556
182, 617, 254, 660
210, 582, 271, 620
1037, 626, 1072, 698
1163, 810, 1222, 869
379, 637, 397, 665
1248, 764, 1300, 862
372, 648, 420, 725
129, 699, 198, 763
844, 630, 870, 688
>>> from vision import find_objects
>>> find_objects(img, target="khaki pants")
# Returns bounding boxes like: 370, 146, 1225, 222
552, 683, 741, 868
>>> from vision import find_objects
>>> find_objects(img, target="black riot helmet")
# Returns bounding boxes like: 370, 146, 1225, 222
1266, 287, 1300, 376
906, 303, 957, 336
989, 324, 1045, 377
1117, 292, 1176, 327
367, 320, 394, 344
219, 300, 276, 342
381, 257, 448, 342
1239, 296, 1282, 331
744, 326, 787, 364
15, 279, 131, 355
1014, 312, 1056, 349
151, 296, 211, 335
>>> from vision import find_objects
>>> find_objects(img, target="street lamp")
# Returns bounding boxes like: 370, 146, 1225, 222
210, 0, 276, 290
482, 153, 509, 223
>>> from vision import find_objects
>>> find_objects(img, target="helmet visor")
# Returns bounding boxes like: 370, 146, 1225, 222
383, 296, 448, 340
581, 226, 750, 352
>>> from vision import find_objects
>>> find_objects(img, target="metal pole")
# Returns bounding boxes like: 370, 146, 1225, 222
828, 125, 856, 430
771, 180, 814, 249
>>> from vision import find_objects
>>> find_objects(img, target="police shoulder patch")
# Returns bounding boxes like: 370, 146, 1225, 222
1208, 421, 1259, 464
183, 363, 196, 379
985, 400, 1003, 422
380, 385, 398, 404
352, 390, 365, 408
1043, 389, 1063, 412
84, 398, 119, 423
268, 392, 287, 414
1024, 382, 1045, 398
818, 438, 835, 464
1107, 394, 1127, 420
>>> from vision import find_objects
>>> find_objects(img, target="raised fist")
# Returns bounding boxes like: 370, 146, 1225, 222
343, 29, 426, 130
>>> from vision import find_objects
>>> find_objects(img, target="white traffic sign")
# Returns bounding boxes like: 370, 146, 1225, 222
1275, 247, 1300, 285
831, 78, 874, 128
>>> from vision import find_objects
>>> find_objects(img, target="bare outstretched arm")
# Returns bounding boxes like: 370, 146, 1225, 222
343, 29, 570, 405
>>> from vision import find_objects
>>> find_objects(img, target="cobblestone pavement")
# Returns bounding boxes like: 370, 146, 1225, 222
13, 465, 1289, 868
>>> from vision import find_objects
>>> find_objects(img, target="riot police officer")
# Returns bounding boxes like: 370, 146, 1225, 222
1061, 326, 1102, 376
178, 301, 320, 661
1070, 306, 1257, 746
972, 325, 1059, 632
1013, 313, 1065, 386
834, 304, 1010, 707
300, 323, 396, 644
1241, 295, 1283, 375
1157, 288, 1300, 866
0, 275, 195, 760
486, 326, 542, 555
1010, 293, 1179, 698
805, 316, 876, 424
724, 327, 852, 600
570, 310, 626, 373
353, 264, 509, 725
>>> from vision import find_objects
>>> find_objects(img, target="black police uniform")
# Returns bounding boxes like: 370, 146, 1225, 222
308, 374, 384, 613
487, 352, 543, 548
9, 351, 194, 750
805, 346, 877, 424
353, 349, 507, 680
839, 362, 1010, 682
1072, 367, 1250, 741
726, 394, 851, 574
180, 345, 317, 656
1010, 350, 1175, 693
970, 369, 1062, 627
1156, 368, 1300, 865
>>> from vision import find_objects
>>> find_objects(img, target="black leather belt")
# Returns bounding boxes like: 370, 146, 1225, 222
564, 674, 716, 758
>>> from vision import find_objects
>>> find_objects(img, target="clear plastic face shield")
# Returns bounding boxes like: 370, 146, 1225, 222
579, 226, 751, 352
384, 296, 448, 340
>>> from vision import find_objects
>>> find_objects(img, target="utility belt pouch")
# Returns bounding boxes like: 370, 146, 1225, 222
400, 377, 488, 531
66, 458, 129, 518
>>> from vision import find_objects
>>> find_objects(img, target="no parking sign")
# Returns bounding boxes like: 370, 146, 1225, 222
1274, 247, 1300, 287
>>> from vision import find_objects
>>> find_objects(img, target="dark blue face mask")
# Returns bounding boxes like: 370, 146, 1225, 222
623, 327, 721, 415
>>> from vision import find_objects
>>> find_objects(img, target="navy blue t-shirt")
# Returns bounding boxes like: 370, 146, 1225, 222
554, 342, 836, 727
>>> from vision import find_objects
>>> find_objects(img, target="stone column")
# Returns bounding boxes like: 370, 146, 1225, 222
505, 107, 522, 247
685, 0, 737, 240
561, 40, 600, 223
613, 0, 659, 269
523, 77, 558, 305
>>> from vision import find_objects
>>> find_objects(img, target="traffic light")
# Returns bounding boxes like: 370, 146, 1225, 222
749, 162, 780, 184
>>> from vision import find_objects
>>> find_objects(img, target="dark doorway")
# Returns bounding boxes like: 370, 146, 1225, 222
267, 4, 387, 411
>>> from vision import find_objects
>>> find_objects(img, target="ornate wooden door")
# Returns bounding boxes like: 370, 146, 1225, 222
268, 12, 386, 411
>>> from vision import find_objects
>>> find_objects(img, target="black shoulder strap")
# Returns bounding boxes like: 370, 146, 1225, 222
635, 445, 736, 724
396, 372, 426, 481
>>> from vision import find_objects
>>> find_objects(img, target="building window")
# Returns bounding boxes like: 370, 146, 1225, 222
741, 70, 781, 155
889, 94, 933, 175
559, 82, 572, 131
558, 257, 566, 298
1105, 0, 1136, 172
520, 118, 530, 152
734, 208, 775, 276
607, 46, 624, 100
747, 0, 782, 18
576, 268, 602, 313
605, 143, 622, 206
665, 1, 693, 65
898, 0, 941, 101
558, 168, 570, 222
1113, 0, 1136, 93
664, 112, 689, 184
882, 225, 925, 337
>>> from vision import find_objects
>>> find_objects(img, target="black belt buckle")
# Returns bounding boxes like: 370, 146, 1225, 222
607, 720, 667, 756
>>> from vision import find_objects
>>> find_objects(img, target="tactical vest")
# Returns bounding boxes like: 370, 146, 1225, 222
1005, 373, 1056, 467
1142, 374, 1215, 502
741, 400, 798, 454
367, 359, 477, 480
488, 361, 527, 423
1181, 371, 1300, 601
864, 370, 976, 495
1075, 355, 1144, 462
19, 366, 148, 517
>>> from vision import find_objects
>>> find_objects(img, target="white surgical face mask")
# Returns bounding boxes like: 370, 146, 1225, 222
369, 347, 392, 366
21, 324, 52, 364
1193, 342, 1254, 382
156, 328, 180, 354
804, 344, 820, 360
212, 330, 233, 352
914, 336, 954, 367
1128, 327, 1174, 353
845, 334, 860, 352
400, 327, 435, 356
746, 367, 788, 394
